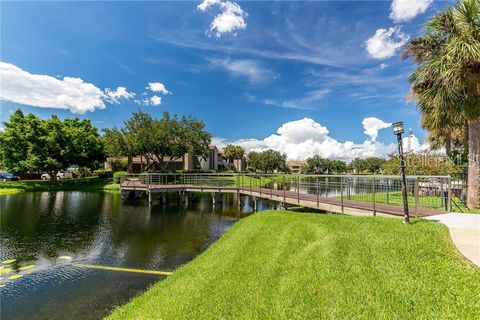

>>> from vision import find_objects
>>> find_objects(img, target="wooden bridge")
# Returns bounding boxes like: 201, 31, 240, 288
120, 173, 452, 218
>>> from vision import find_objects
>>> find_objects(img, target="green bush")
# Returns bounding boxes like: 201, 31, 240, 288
77, 167, 92, 178
93, 169, 113, 178
113, 171, 128, 184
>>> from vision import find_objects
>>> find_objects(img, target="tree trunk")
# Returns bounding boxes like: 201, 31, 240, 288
50, 171, 58, 183
467, 119, 480, 209
445, 134, 452, 155
127, 155, 133, 173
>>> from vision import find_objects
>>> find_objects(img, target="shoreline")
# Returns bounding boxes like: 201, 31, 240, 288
0, 177, 120, 195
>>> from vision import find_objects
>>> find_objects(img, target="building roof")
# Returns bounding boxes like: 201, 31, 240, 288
287, 161, 306, 167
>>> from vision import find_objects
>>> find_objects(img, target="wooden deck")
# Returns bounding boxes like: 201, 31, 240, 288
121, 180, 445, 218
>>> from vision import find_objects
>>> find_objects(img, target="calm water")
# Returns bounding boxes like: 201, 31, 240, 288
0, 191, 274, 320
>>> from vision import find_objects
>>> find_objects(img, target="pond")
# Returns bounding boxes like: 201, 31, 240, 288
0, 191, 275, 320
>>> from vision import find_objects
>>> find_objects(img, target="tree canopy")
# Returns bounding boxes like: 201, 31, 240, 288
300, 156, 347, 174
247, 149, 288, 173
223, 145, 245, 162
104, 111, 211, 171
0, 109, 105, 180
348, 157, 386, 174
402, 0, 480, 208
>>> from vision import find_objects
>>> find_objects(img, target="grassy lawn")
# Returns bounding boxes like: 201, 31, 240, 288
0, 177, 119, 195
108, 211, 479, 319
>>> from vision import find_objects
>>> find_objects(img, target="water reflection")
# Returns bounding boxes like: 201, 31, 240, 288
0, 191, 276, 320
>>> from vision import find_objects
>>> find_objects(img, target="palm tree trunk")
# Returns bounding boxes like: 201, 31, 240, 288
127, 155, 133, 173
445, 134, 452, 155
467, 119, 480, 209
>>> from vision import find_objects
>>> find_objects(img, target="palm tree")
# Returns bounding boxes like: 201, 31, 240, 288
419, 106, 466, 154
402, 0, 480, 208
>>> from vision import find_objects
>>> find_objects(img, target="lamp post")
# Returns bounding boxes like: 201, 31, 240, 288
392, 121, 410, 224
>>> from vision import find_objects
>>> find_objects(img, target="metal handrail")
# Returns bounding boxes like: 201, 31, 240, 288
119, 173, 453, 211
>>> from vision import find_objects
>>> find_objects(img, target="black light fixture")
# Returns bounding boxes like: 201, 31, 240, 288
392, 121, 410, 224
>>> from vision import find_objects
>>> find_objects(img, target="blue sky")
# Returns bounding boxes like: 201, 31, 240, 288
0, 1, 451, 160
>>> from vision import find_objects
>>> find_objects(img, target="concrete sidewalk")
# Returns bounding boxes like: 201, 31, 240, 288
425, 213, 480, 267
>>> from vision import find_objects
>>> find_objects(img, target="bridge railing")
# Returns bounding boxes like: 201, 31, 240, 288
120, 173, 452, 212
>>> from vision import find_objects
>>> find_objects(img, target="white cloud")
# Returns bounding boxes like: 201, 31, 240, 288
150, 95, 162, 106
362, 117, 392, 141
365, 27, 409, 59
0, 62, 107, 114
215, 117, 402, 161
104, 86, 135, 103
379, 63, 389, 70
209, 58, 271, 84
197, 0, 247, 37
390, 0, 433, 23
146, 82, 170, 95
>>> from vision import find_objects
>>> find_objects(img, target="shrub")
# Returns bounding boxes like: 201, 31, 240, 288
93, 169, 113, 178
77, 167, 92, 178
113, 171, 128, 184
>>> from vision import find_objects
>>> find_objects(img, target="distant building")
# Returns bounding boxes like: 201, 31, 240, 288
105, 145, 220, 172
287, 161, 306, 173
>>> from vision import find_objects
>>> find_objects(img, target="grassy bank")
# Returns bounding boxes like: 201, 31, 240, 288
0, 177, 119, 195
109, 211, 479, 319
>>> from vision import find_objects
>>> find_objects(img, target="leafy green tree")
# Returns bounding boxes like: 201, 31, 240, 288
402, 0, 480, 207
223, 145, 245, 163
0, 109, 43, 175
105, 111, 211, 172
381, 154, 461, 176
301, 156, 329, 174
348, 157, 385, 174
0, 109, 105, 181
329, 159, 348, 174
247, 149, 288, 173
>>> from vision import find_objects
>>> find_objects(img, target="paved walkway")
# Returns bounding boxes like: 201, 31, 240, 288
426, 213, 480, 267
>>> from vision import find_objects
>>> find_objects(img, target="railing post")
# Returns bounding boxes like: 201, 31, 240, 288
297, 175, 300, 204
283, 175, 286, 202
372, 177, 376, 216
386, 178, 389, 205
316, 176, 319, 208
447, 177, 452, 212
250, 175, 252, 194
415, 177, 419, 216
340, 176, 344, 213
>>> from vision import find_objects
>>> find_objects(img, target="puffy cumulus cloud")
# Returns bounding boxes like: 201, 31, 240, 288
0, 62, 141, 114
197, 0, 247, 37
104, 86, 135, 104
365, 27, 409, 59
0, 62, 107, 114
215, 117, 405, 161
362, 117, 392, 141
403, 133, 431, 153
390, 0, 433, 23
150, 95, 162, 106
146, 82, 170, 95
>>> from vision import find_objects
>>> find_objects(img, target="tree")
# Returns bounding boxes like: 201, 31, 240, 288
0, 109, 105, 181
0, 109, 43, 175
402, 0, 480, 208
247, 149, 288, 173
103, 127, 136, 173
105, 111, 211, 172
348, 157, 385, 174
301, 156, 329, 174
223, 145, 245, 163
382, 153, 461, 176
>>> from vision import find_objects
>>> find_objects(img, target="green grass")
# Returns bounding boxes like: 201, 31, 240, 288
0, 177, 119, 195
108, 211, 479, 319
346, 191, 480, 213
